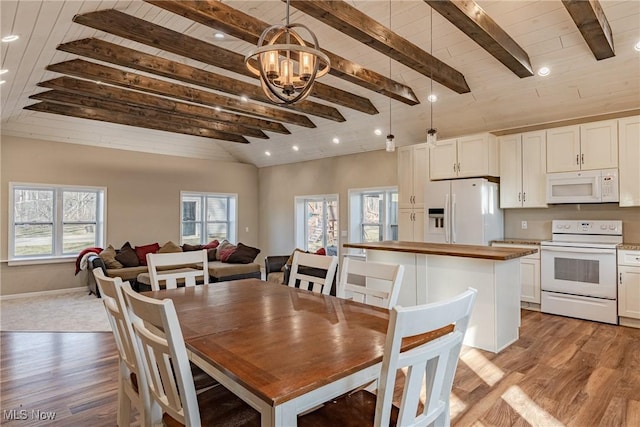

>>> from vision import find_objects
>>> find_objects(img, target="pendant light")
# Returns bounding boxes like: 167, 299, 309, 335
245, 0, 330, 104
386, 0, 395, 152
426, 6, 438, 147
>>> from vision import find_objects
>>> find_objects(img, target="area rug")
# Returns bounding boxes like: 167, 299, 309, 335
0, 289, 111, 332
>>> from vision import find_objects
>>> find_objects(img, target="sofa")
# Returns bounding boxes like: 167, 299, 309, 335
88, 240, 261, 295
264, 251, 337, 296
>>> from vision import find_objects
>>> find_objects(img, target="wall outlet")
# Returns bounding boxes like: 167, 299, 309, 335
521, 221, 528, 230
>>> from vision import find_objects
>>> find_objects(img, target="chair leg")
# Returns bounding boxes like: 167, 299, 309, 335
117, 375, 132, 427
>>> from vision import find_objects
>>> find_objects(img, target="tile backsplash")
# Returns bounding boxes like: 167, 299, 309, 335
504, 204, 640, 243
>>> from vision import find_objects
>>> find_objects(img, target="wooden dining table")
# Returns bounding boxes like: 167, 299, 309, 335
144, 279, 451, 427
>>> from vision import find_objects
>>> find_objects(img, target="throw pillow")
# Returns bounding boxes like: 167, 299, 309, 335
115, 243, 140, 267
203, 239, 220, 249
282, 248, 306, 272
135, 242, 160, 266
158, 241, 182, 253
216, 240, 233, 261
182, 243, 203, 252
218, 245, 237, 262
207, 248, 217, 262
99, 245, 123, 269
226, 243, 261, 264
315, 247, 326, 255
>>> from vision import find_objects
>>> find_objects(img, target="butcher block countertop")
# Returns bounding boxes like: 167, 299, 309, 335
343, 241, 537, 260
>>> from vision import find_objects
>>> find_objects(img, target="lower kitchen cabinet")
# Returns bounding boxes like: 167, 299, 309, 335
492, 243, 541, 310
618, 249, 640, 328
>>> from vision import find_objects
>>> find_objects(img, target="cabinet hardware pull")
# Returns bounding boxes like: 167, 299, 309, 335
576, 154, 579, 165
581, 153, 584, 164
518, 192, 521, 202
453, 163, 456, 172
523, 192, 526, 202
457, 162, 461, 172
619, 272, 622, 285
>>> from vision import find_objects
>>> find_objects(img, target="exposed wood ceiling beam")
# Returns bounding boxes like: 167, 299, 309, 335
143, 0, 420, 105
30, 90, 268, 139
72, 10, 371, 116
287, 0, 470, 94
561, 0, 615, 60
424, 0, 533, 78
37, 77, 290, 135
25, 102, 249, 144
58, 38, 346, 122
46, 60, 316, 129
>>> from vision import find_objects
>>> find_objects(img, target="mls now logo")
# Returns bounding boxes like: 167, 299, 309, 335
3, 409, 56, 421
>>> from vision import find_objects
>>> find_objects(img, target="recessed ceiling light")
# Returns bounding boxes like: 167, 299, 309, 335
0, 80, 5, 85
635, 41, 640, 52
292, 145, 299, 151
538, 66, 550, 76
240, 95, 249, 102
1, 35, 19, 43
0, 69, 8, 75
427, 94, 438, 103
374, 129, 382, 136
214, 106, 222, 112
265, 151, 271, 156
214, 33, 225, 39
332, 137, 340, 144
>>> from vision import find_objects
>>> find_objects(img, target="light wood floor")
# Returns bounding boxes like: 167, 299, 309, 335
1, 310, 639, 426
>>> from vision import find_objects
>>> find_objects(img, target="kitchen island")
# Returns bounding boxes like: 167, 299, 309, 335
343, 241, 537, 353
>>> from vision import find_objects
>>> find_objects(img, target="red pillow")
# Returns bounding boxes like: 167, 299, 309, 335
315, 247, 326, 256
135, 243, 160, 266
203, 239, 220, 249
218, 246, 237, 262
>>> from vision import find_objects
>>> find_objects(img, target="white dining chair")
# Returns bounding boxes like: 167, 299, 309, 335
298, 288, 478, 427
288, 251, 339, 295
121, 282, 260, 427
146, 249, 209, 291
93, 268, 151, 427
337, 257, 405, 309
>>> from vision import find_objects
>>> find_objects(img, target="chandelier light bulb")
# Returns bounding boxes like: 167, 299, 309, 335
428, 94, 438, 103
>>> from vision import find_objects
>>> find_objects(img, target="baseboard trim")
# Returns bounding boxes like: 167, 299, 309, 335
0, 286, 89, 301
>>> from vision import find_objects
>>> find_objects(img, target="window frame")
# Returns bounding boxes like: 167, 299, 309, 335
294, 194, 339, 254
8, 182, 106, 265
347, 186, 398, 254
179, 191, 237, 245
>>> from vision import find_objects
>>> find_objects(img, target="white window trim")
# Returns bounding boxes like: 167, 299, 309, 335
8, 182, 107, 265
294, 193, 339, 252
347, 186, 398, 254
179, 191, 238, 245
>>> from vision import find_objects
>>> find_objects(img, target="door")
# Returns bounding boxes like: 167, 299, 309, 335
546, 125, 580, 172
521, 131, 548, 208
618, 116, 640, 207
398, 209, 415, 241
580, 120, 618, 170
397, 146, 414, 209
451, 179, 486, 245
499, 134, 522, 208
618, 265, 640, 319
429, 139, 457, 180
424, 180, 450, 243
541, 245, 617, 298
412, 144, 429, 209
457, 134, 489, 178
521, 257, 541, 304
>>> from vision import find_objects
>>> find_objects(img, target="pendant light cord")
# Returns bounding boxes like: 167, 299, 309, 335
389, 0, 392, 138
429, 7, 434, 132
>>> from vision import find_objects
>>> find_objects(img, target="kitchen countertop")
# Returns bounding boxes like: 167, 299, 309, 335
619, 243, 640, 251
343, 241, 536, 260
491, 239, 543, 246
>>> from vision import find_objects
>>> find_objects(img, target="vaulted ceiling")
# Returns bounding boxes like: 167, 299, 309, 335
1, 1, 639, 168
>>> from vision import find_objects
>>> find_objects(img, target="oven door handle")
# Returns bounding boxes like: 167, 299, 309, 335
541, 246, 617, 255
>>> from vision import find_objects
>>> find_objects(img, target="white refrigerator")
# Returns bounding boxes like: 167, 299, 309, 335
424, 178, 503, 245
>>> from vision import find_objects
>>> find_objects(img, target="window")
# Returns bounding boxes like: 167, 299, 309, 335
9, 183, 106, 261
348, 187, 398, 250
295, 195, 339, 255
180, 192, 237, 245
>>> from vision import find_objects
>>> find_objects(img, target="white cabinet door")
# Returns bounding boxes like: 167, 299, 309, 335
547, 125, 580, 172
429, 139, 457, 180
521, 131, 548, 208
457, 134, 490, 178
398, 209, 415, 241
412, 145, 429, 209
618, 116, 640, 207
499, 134, 522, 208
580, 119, 618, 170
397, 146, 414, 209
413, 210, 425, 243
521, 258, 541, 304
619, 265, 640, 319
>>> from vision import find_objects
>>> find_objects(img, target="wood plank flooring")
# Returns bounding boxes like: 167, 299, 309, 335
1, 310, 639, 426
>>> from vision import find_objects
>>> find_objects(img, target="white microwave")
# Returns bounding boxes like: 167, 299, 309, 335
546, 169, 619, 204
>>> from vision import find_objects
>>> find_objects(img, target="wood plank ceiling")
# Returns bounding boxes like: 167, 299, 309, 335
1, 1, 639, 167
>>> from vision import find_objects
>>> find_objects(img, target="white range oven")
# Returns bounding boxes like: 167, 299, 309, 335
541, 220, 622, 324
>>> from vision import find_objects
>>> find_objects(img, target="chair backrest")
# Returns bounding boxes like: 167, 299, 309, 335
337, 258, 405, 309
146, 249, 209, 291
375, 288, 477, 427
122, 282, 200, 426
92, 269, 150, 421
287, 251, 339, 295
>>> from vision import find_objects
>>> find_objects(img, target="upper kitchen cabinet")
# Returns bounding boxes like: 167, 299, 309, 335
429, 133, 499, 180
546, 120, 618, 172
398, 143, 428, 210
499, 131, 547, 208
618, 116, 640, 207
